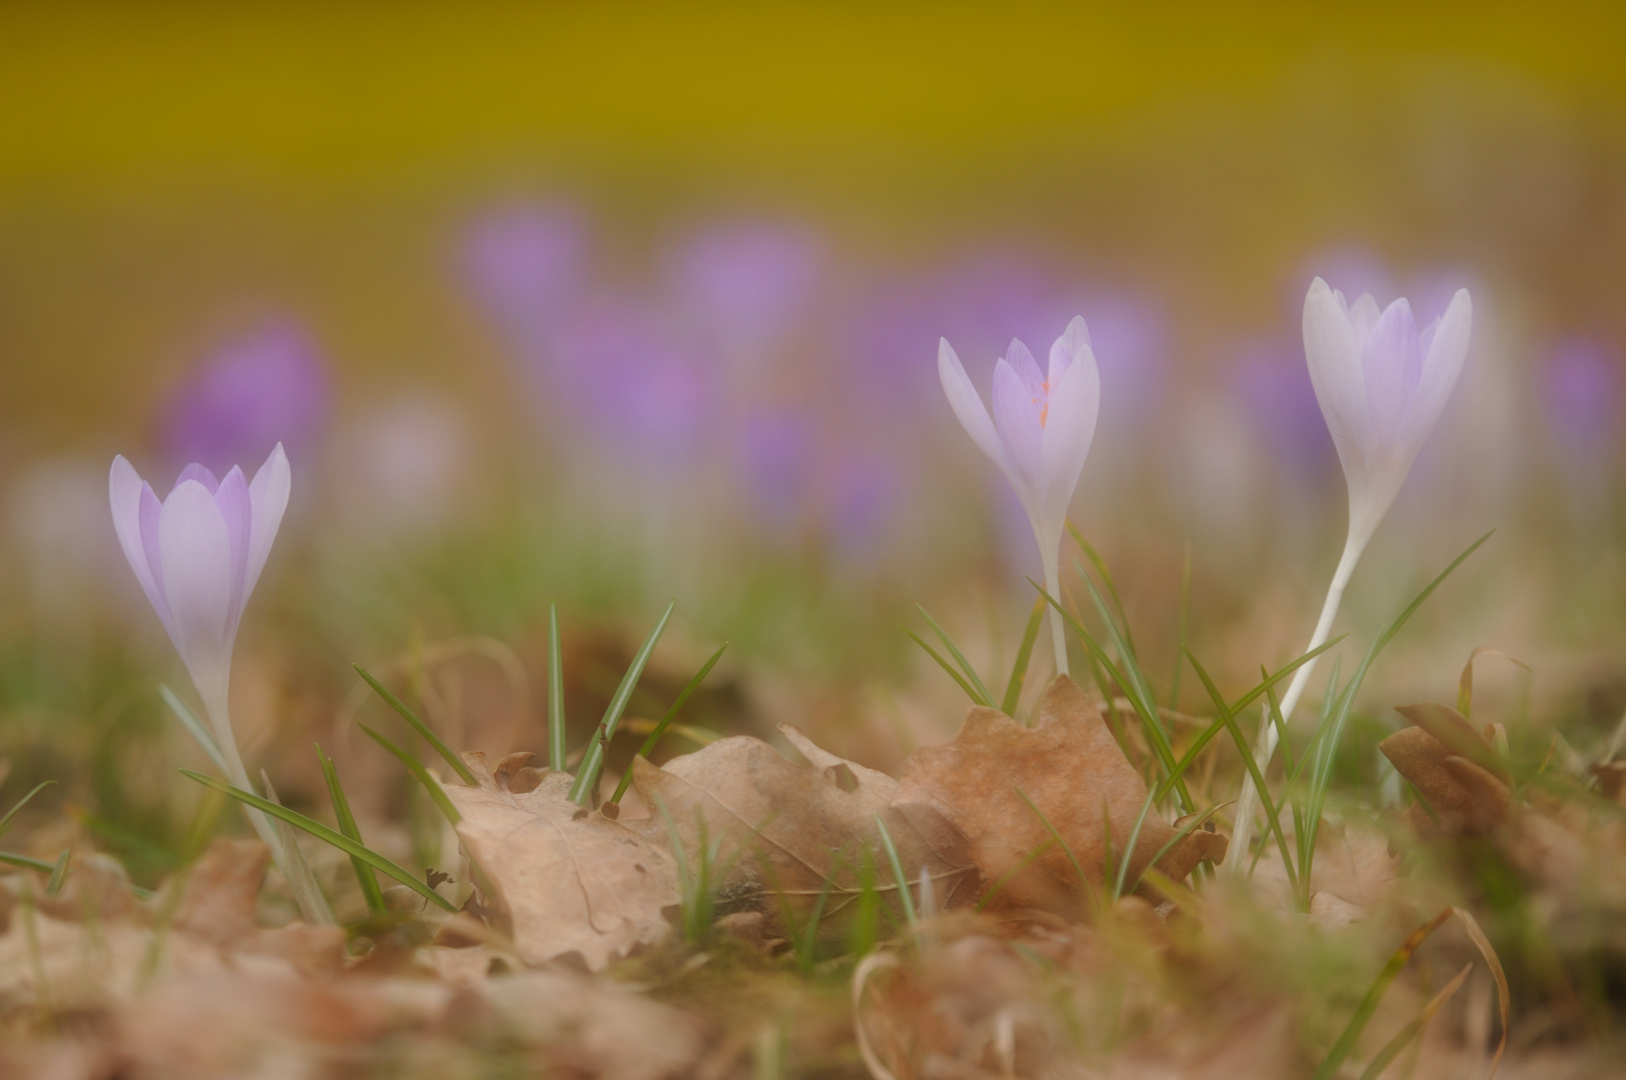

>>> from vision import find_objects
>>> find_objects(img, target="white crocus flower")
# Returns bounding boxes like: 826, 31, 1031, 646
939, 317, 1101, 678
109, 444, 291, 861
1226, 279, 1472, 870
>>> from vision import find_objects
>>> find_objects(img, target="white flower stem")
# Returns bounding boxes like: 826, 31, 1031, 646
1040, 541, 1069, 679
1223, 529, 1366, 872
200, 682, 286, 868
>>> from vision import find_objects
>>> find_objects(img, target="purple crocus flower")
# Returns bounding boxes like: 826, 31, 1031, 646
159, 324, 327, 477
1543, 339, 1619, 465
669, 221, 822, 346
463, 203, 587, 332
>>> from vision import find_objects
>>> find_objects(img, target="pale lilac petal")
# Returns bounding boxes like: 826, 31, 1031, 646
1302, 278, 1368, 478
937, 339, 1012, 474
244, 443, 291, 604
991, 358, 1043, 491
1348, 294, 1383, 342
110, 456, 173, 634
174, 463, 220, 494
1360, 299, 1423, 445
139, 485, 168, 622
214, 465, 252, 631
159, 479, 235, 691
1004, 338, 1046, 401
1047, 315, 1090, 384
1037, 344, 1100, 536
1409, 289, 1471, 442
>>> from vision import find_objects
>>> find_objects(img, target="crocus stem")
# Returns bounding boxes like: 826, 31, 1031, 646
1224, 529, 1366, 872
200, 685, 286, 868
1040, 539, 1069, 679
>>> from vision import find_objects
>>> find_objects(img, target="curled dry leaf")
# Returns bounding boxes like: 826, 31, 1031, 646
1382, 704, 1513, 839
892, 675, 1226, 915
446, 753, 679, 971
631, 726, 979, 937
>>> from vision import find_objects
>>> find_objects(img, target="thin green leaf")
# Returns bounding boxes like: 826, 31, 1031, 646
610, 642, 728, 806
974, 838, 1058, 912
1002, 595, 1047, 716
316, 744, 387, 918
1183, 648, 1300, 894
46, 849, 70, 895
1122, 803, 1227, 897
0, 781, 55, 841
569, 600, 677, 806
917, 606, 995, 706
354, 665, 478, 786
905, 629, 986, 706
359, 723, 462, 825
1015, 788, 1093, 899
0, 850, 57, 873
549, 600, 567, 773
1314, 908, 1454, 1080
182, 770, 457, 912
1067, 523, 1137, 658
873, 814, 917, 934
160, 685, 226, 772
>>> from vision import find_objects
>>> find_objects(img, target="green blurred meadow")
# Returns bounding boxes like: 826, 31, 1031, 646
1, 2, 1624, 891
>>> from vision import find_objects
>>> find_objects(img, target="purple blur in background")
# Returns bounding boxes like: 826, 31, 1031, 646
668, 221, 823, 348
1543, 338, 1620, 465
158, 323, 329, 477
463, 203, 588, 339
1235, 337, 1338, 483
739, 408, 817, 534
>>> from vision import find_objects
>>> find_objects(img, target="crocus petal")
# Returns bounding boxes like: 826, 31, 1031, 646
139, 484, 170, 627
1303, 277, 1368, 480
991, 357, 1044, 491
1360, 299, 1423, 447
1037, 344, 1101, 535
938, 340, 1014, 478
1005, 338, 1046, 401
1409, 289, 1472, 442
174, 463, 221, 494
1047, 315, 1090, 384
1348, 293, 1383, 342
214, 465, 252, 633
158, 479, 236, 693
110, 456, 174, 636
244, 443, 291, 604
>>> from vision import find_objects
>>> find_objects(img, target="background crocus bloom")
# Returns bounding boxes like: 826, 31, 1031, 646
939, 316, 1100, 675
1303, 277, 1473, 549
109, 446, 290, 785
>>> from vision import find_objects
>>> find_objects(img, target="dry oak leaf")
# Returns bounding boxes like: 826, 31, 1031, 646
445, 753, 679, 971
630, 725, 978, 935
892, 675, 1226, 916
1381, 703, 1513, 839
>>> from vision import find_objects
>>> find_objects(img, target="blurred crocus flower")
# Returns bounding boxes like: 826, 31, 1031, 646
1543, 338, 1619, 465
463, 203, 587, 332
670, 221, 821, 346
1303, 277, 1473, 549
1228, 278, 1472, 870
160, 324, 328, 476
939, 317, 1100, 675
109, 444, 291, 859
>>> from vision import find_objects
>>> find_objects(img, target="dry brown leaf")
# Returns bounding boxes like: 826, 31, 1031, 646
631, 727, 978, 935
1381, 717, 1512, 839
170, 838, 268, 945
892, 675, 1226, 916
446, 753, 679, 971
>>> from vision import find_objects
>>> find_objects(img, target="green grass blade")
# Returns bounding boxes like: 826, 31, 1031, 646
1263, 669, 1295, 773
1067, 522, 1138, 658
182, 770, 457, 912
159, 684, 226, 772
1169, 542, 1192, 708
569, 600, 677, 806
1112, 787, 1159, 900
917, 605, 995, 706
873, 814, 917, 934
610, 642, 728, 806
1314, 908, 1454, 1080
549, 600, 567, 773
46, 849, 70, 895
358, 723, 462, 825
316, 744, 387, 918
1183, 648, 1300, 893
0, 850, 58, 873
1015, 788, 1092, 898
974, 838, 1057, 911
0, 781, 55, 841
354, 665, 478, 786
905, 628, 987, 705
1035, 580, 1190, 812
1123, 804, 1227, 897
1002, 595, 1046, 716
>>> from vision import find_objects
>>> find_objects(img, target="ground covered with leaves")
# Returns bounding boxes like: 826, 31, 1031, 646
7, 634, 1626, 1080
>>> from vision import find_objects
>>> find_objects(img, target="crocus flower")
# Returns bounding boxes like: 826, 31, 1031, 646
1227, 278, 1472, 870
669, 221, 822, 347
109, 445, 291, 858
939, 317, 1100, 676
